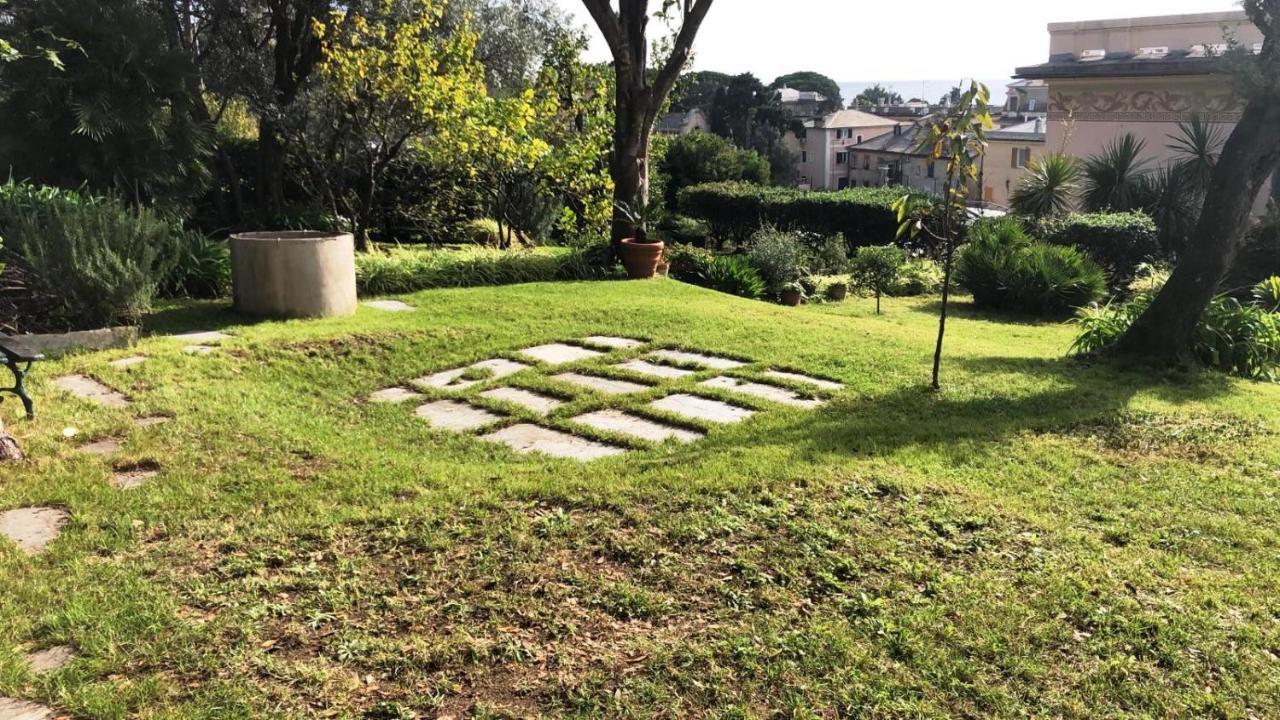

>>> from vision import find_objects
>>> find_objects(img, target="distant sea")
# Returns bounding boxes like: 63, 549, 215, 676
839, 79, 1012, 105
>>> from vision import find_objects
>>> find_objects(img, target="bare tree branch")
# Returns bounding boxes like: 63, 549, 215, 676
579, 0, 622, 59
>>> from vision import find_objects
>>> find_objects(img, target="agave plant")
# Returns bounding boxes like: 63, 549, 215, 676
1083, 134, 1151, 212
1010, 153, 1080, 219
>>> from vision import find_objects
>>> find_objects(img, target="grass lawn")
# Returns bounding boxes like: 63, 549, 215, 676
2, 279, 1279, 719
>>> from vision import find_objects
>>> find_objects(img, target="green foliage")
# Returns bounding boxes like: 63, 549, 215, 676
656, 132, 770, 209
702, 255, 766, 299
463, 218, 503, 245
1037, 211, 1161, 289
747, 227, 809, 295
769, 71, 844, 112
848, 245, 908, 313
1254, 276, 1280, 311
0, 182, 180, 330
1010, 153, 1080, 219
162, 232, 231, 300
808, 234, 850, 275
664, 244, 715, 284
854, 83, 903, 107
656, 214, 709, 245
958, 217, 1106, 315
679, 181, 927, 248
1082, 134, 1151, 213
1224, 213, 1280, 293
354, 244, 616, 295
888, 257, 944, 296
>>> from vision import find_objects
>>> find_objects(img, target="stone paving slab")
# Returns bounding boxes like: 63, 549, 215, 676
415, 400, 502, 432
648, 349, 747, 370
518, 343, 604, 365
0, 698, 55, 720
109, 356, 147, 369
580, 336, 645, 350
615, 359, 696, 380
763, 370, 844, 392
481, 424, 626, 460
183, 345, 217, 356
480, 387, 564, 415
368, 387, 423, 403
413, 359, 530, 391
650, 394, 755, 424
51, 375, 129, 408
24, 646, 73, 674
133, 416, 173, 428
112, 469, 159, 490
171, 331, 230, 343
78, 438, 122, 456
701, 376, 823, 409
0, 508, 69, 556
551, 372, 649, 396
363, 300, 414, 312
572, 410, 702, 444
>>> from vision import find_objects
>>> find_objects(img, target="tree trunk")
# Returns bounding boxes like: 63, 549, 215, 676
258, 118, 288, 211
1112, 99, 1280, 365
610, 80, 650, 244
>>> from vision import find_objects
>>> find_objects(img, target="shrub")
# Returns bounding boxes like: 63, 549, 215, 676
848, 244, 907, 314
1037, 211, 1160, 288
665, 244, 715, 284
1010, 153, 1081, 219
958, 216, 1106, 315
657, 132, 770, 208
0, 182, 180, 331
747, 227, 809, 295
808, 234, 850, 275
702, 256, 766, 299
656, 214, 710, 246
463, 218, 503, 245
888, 257, 944, 296
354, 244, 616, 296
162, 232, 231, 299
1254, 276, 1280, 312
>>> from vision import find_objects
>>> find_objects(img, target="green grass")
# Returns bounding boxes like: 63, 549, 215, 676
2, 279, 1279, 718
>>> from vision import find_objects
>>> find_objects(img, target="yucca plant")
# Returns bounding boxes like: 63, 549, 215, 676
1138, 165, 1200, 256
1167, 116, 1226, 194
1010, 153, 1081, 218
1083, 134, 1151, 212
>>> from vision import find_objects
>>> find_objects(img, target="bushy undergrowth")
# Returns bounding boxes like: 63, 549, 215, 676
702, 255, 766, 299
355, 244, 616, 296
888, 257, 944, 296
747, 228, 811, 296
162, 232, 231, 299
958, 217, 1106, 315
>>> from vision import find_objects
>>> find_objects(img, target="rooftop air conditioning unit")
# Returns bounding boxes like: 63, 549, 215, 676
1136, 46, 1170, 59
1079, 49, 1107, 62
1189, 43, 1229, 58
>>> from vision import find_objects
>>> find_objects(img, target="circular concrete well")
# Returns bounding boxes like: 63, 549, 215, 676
230, 231, 357, 319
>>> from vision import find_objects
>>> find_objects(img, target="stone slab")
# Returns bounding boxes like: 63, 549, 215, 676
415, 400, 502, 432
580, 336, 645, 350
763, 370, 844, 392
183, 345, 217, 356
551, 373, 649, 396
615, 359, 696, 380
24, 646, 73, 674
79, 438, 122, 456
0, 698, 55, 720
112, 469, 158, 490
650, 394, 755, 425
16, 326, 138, 358
0, 508, 69, 556
364, 300, 414, 312
368, 387, 423, 404
701, 376, 824, 409
518, 343, 604, 365
171, 331, 231, 343
479, 387, 564, 415
109, 356, 147, 370
572, 410, 702, 444
413, 358, 530, 392
133, 416, 173, 428
648, 349, 747, 370
481, 424, 626, 461
51, 375, 129, 408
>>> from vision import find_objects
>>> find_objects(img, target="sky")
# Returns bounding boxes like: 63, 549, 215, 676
552, 0, 1244, 86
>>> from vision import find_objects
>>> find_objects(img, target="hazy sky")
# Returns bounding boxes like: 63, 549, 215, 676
552, 0, 1244, 82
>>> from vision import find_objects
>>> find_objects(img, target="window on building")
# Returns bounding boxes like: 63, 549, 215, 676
1012, 147, 1031, 169
863, 155, 870, 170
836, 151, 848, 165
856, 135, 863, 143
838, 177, 850, 190
801, 151, 808, 163
927, 161, 936, 179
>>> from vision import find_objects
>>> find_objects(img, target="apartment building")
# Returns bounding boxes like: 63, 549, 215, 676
782, 109, 900, 190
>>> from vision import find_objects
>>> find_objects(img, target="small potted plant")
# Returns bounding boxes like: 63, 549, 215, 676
780, 281, 805, 306
825, 281, 849, 301
615, 199, 666, 279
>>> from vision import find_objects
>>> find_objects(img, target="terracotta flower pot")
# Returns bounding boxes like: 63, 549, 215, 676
780, 289, 804, 306
619, 238, 665, 279
826, 284, 848, 301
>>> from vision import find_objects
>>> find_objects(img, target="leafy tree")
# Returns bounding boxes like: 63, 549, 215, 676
1010, 153, 1080, 219
854, 83, 903, 108
1082, 133, 1151, 212
1112, 0, 1280, 366
770, 71, 843, 113
657, 131, 769, 208
894, 81, 993, 390
578, 0, 716, 243
671, 69, 731, 112
709, 73, 769, 147
849, 245, 907, 314
443, 0, 574, 96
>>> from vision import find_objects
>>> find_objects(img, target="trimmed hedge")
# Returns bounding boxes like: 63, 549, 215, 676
678, 182, 931, 248
1036, 211, 1160, 289
355, 244, 616, 296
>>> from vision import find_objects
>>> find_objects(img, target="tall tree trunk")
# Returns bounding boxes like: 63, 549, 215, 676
610, 88, 650, 243
1112, 99, 1280, 364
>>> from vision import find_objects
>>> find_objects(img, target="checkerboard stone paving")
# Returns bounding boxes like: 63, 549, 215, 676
0, 698, 55, 720
366, 337, 843, 462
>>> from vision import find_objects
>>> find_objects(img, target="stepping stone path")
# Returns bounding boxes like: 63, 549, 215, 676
78, 438, 122, 456
701, 376, 824, 409
184, 345, 217, 356
552, 372, 649, 396
0, 698, 54, 720
415, 400, 501, 432
364, 300, 414, 312
763, 370, 844, 392
171, 331, 231, 343
580, 336, 645, 350
480, 387, 564, 415
482, 424, 626, 460
111, 467, 158, 490
109, 356, 147, 369
518, 343, 603, 365
615, 359, 695, 380
52, 375, 129, 409
24, 646, 73, 674
133, 415, 172, 428
648, 349, 746, 370
368, 387, 423, 403
573, 410, 702, 444
414, 359, 530, 391
0, 508, 69, 556
651, 394, 755, 425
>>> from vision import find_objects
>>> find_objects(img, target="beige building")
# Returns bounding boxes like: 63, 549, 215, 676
1015, 11, 1270, 211
783, 109, 900, 190
846, 120, 952, 196
983, 119, 1047, 208
656, 108, 709, 135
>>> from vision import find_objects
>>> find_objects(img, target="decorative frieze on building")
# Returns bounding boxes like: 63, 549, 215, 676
1048, 90, 1245, 123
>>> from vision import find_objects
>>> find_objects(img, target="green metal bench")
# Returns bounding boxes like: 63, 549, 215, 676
0, 334, 42, 419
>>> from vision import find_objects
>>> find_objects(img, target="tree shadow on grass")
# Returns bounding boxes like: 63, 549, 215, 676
141, 300, 271, 336
911, 300, 1077, 327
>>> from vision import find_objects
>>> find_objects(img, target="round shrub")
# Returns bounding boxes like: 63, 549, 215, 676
747, 227, 809, 295
1036, 211, 1159, 289
959, 216, 1106, 315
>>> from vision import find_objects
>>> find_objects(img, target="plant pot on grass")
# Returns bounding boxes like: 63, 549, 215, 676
825, 282, 848, 301
619, 237, 666, 279
780, 282, 805, 307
